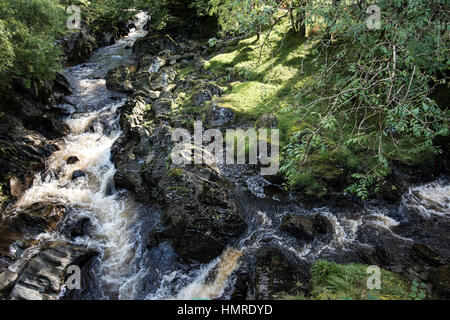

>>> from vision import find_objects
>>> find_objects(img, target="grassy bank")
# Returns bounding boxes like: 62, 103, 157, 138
280, 260, 424, 300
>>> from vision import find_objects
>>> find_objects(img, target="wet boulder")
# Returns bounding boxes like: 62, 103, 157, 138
280, 214, 333, 241
7, 242, 97, 300
106, 66, 134, 93
61, 28, 98, 64
71, 170, 86, 180
156, 165, 247, 263
254, 248, 308, 299
66, 156, 79, 165
0, 202, 67, 260
67, 218, 92, 239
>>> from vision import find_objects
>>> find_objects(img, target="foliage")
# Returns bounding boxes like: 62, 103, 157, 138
407, 281, 427, 300
203, 0, 279, 39
0, 0, 66, 91
202, 0, 449, 199
277, 0, 449, 198
309, 260, 413, 300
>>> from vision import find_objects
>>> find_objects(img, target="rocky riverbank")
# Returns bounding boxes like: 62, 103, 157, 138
0, 6, 448, 300
105, 29, 450, 299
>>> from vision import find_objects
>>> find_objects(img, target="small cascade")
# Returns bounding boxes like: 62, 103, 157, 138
401, 180, 450, 218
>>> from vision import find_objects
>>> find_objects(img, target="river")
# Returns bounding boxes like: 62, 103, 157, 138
10, 12, 449, 300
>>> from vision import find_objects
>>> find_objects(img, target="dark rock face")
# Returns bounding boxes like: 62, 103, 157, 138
432, 265, 450, 299
61, 28, 98, 64
67, 218, 91, 239
254, 248, 308, 300
66, 156, 79, 165
280, 214, 333, 241
156, 166, 247, 263
0, 75, 71, 211
132, 33, 181, 58
0, 202, 67, 261
205, 103, 235, 128
71, 170, 86, 180
5, 242, 96, 300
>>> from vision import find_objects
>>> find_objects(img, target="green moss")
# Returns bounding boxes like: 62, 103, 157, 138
220, 81, 277, 121
177, 65, 195, 79
168, 168, 184, 179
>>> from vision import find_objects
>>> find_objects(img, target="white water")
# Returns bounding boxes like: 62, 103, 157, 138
401, 180, 450, 218
14, 12, 152, 300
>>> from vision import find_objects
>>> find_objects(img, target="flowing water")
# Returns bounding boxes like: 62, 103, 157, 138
8, 12, 450, 300
13, 12, 154, 300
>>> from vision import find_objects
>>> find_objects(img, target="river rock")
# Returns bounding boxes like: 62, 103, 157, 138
67, 218, 92, 239
280, 214, 333, 241
106, 66, 134, 93
156, 165, 247, 263
61, 28, 98, 64
113, 96, 247, 263
71, 170, 86, 180
205, 102, 235, 128
66, 156, 79, 165
7, 242, 96, 300
0, 202, 66, 260
254, 248, 307, 299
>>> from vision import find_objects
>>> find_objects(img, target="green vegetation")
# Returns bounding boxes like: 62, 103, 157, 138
0, 0, 65, 90
0, 0, 167, 96
272, 260, 429, 300
199, 0, 449, 199
309, 260, 413, 300
275, 260, 427, 300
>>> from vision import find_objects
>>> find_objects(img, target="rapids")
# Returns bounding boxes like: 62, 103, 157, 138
8, 12, 449, 300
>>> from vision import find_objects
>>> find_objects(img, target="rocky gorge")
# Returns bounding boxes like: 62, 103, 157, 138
0, 8, 449, 301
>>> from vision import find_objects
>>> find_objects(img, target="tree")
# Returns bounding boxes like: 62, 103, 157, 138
0, 0, 65, 91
